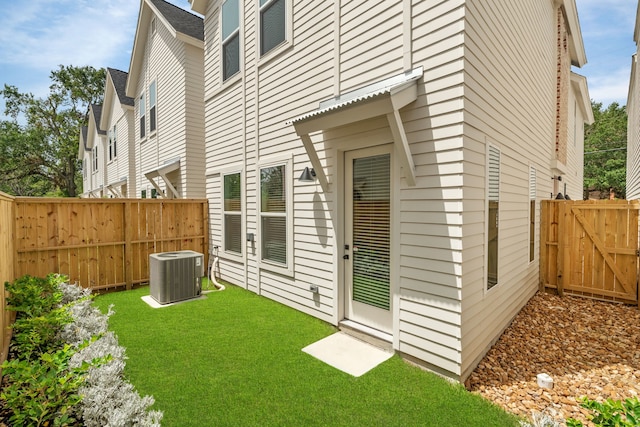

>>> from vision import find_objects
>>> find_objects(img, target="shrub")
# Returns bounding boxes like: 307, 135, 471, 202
520, 408, 563, 427
5, 274, 63, 317
2, 275, 163, 426
0, 344, 87, 427
566, 396, 640, 427
10, 307, 72, 359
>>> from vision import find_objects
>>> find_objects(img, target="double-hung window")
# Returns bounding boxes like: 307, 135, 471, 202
259, 158, 292, 273
223, 171, 242, 255
487, 145, 500, 290
92, 146, 98, 173
139, 93, 146, 139
529, 166, 536, 263
149, 81, 157, 133
108, 125, 117, 162
221, 0, 240, 81
112, 124, 117, 158
259, 0, 286, 56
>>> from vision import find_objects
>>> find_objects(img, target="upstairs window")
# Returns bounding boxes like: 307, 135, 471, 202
108, 125, 117, 161
139, 93, 146, 139
113, 124, 117, 158
222, 0, 240, 81
259, 0, 285, 56
83, 159, 87, 179
149, 81, 157, 133
92, 146, 99, 173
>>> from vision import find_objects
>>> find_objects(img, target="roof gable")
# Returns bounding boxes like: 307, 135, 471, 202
101, 68, 134, 130
77, 126, 89, 160
91, 104, 106, 136
126, 0, 203, 97
108, 68, 135, 107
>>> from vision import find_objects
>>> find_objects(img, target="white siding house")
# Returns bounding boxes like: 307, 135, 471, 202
628, 6, 640, 200
126, 0, 206, 199
100, 68, 137, 198
190, 0, 592, 381
78, 104, 107, 198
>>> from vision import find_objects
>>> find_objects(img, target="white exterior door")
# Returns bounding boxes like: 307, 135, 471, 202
344, 145, 393, 334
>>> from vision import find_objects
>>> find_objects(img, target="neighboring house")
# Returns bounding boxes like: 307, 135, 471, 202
628, 7, 640, 200
100, 68, 137, 198
126, 0, 206, 199
78, 104, 107, 198
189, 0, 592, 381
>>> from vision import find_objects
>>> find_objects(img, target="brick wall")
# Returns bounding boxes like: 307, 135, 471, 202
555, 7, 569, 165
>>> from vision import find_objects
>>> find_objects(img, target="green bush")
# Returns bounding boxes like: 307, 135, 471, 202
0, 344, 87, 427
566, 396, 640, 427
10, 307, 72, 359
5, 274, 64, 317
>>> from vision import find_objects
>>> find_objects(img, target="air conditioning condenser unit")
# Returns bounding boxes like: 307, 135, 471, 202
149, 250, 203, 304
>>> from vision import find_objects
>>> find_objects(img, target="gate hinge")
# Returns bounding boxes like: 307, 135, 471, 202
636, 249, 640, 257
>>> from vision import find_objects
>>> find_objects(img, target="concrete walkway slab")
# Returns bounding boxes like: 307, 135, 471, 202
302, 332, 393, 377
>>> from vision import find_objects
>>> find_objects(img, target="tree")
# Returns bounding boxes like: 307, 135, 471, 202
0, 65, 106, 197
584, 101, 627, 198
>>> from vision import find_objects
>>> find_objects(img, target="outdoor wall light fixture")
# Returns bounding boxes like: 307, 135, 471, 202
298, 166, 316, 183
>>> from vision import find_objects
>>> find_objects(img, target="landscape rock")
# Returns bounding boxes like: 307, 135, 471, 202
466, 292, 640, 425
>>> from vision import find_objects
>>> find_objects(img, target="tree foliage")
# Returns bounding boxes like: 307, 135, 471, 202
584, 101, 627, 198
0, 65, 106, 197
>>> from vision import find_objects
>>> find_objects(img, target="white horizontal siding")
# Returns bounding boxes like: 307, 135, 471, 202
132, 10, 204, 199
459, 0, 559, 381
628, 55, 640, 200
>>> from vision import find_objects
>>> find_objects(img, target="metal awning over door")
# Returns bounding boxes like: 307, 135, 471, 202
288, 67, 423, 191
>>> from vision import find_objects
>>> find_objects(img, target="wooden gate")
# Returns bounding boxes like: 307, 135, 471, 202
540, 200, 639, 304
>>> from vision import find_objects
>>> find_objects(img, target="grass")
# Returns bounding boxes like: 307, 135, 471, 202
94, 284, 519, 427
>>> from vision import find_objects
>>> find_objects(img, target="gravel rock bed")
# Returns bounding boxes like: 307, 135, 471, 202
465, 292, 640, 425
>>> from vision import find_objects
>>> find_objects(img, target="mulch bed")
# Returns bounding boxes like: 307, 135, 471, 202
465, 292, 640, 425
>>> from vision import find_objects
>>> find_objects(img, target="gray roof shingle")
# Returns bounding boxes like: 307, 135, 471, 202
107, 68, 135, 107
91, 104, 106, 135
149, 0, 203, 41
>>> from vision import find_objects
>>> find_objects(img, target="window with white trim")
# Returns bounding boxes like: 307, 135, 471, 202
259, 0, 286, 56
92, 146, 98, 173
529, 166, 536, 263
83, 159, 87, 179
223, 171, 242, 255
108, 125, 117, 162
139, 93, 146, 139
149, 81, 157, 133
259, 159, 292, 271
221, 0, 240, 81
151, 17, 157, 35
487, 145, 500, 290
112, 124, 117, 158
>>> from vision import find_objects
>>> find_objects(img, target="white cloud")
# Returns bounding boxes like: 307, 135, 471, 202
584, 66, 632, 107
0, 0, 139, 71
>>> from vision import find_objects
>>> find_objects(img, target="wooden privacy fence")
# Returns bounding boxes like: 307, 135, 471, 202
13, 198, 209, 291
0, 192, 16, 366
540, 200, 639, 305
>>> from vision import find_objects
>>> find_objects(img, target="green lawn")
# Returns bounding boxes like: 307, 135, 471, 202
94, 285, 519, 427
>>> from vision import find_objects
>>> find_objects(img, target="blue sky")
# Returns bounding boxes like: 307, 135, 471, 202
0, 0, 637, 121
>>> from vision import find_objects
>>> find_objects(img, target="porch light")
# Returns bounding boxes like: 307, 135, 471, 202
298, 167, 316, 183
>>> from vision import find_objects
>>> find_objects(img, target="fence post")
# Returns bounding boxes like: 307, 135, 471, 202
124, 201, 133, 290
556, 201, 565, 297
539, 201, 547, 292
